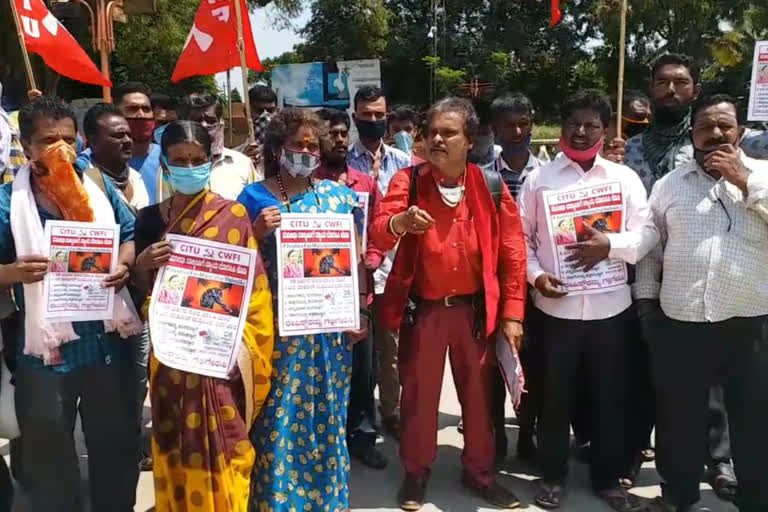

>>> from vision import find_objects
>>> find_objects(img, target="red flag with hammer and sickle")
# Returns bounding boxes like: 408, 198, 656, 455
171, 0, 263, 83
13, 0, 111, 86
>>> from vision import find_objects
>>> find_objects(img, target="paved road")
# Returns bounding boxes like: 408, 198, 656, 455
4, 362, 736, 511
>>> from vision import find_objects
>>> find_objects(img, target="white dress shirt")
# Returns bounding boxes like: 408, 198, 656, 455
518, 153, 659, 320
633, 153, 768, 322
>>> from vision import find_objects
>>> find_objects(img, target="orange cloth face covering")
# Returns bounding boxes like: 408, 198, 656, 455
34, 140, 94, 222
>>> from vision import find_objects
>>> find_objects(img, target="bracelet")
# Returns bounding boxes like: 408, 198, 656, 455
388, 214, 405, 238
360, 309, 372, 320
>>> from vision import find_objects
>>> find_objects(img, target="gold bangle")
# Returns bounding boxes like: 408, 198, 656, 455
389, 214, 405, 238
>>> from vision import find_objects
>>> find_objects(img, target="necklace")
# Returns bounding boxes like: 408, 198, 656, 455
275, 173, 318, 212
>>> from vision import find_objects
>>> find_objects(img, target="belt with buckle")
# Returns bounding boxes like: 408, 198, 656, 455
413, 294, 477, 308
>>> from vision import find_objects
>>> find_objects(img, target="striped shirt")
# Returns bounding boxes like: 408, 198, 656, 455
492, 152, 542, 200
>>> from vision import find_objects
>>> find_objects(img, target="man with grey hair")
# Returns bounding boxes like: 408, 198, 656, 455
372, 97, 527, 511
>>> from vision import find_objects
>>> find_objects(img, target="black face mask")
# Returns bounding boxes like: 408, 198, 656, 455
356, 119, 387, 141
624, 123, 648, 139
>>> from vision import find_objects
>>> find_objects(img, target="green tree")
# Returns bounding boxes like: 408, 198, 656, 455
229, 88, 243, 102
298, 0, 390, 62
111, 0, 216, 96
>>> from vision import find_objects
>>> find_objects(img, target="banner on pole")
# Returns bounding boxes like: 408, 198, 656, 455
171, 0, 263, 83
13, 0, 111, 87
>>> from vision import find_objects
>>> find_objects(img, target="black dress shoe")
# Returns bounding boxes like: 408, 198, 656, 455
350, 444, 388, 470
464, 479, 521, 509
398, 474, 427, 511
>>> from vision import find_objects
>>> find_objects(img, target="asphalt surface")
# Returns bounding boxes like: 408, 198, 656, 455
3, 361, 736, 511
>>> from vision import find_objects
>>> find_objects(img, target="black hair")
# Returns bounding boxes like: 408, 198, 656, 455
426, 97, 479, 139
490, 93, 534, 121
160, 120, 212, 157
651, 54, 700, 85
353, 85, 385, 110
248, 85, 277, 105
179, 92, 224, 120
389, 105, 418, 124
19, 96, 78, 141
560, 89, 612, 127
151, 93, 177, 111
113, 82, 152, 106
83, 102, 124, 139
263, 109, 325, 178
691, 94, 743, 124
316, 108, 351, 129
472, 97, 493, 126
622, 89, 650, 111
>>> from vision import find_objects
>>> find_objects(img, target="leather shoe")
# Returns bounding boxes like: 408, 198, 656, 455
398, 474, 427, 511
464, 479, 521, 509
350, 444, 388, 470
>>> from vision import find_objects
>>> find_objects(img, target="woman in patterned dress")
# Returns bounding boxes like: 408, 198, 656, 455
132, 121, 275, 511
238, 109, 369, 512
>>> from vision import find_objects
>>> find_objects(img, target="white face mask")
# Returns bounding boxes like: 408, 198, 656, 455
437, 183, 465, 207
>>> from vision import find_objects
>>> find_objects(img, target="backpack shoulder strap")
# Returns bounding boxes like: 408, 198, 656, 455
408, 164, 425, 206
480, 165, 503, 212
84, 165, 108, 196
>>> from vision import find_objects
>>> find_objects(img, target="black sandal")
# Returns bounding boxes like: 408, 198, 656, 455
535, 482, 564, 509
598, 488, 645, 512
707, 463, 738, 503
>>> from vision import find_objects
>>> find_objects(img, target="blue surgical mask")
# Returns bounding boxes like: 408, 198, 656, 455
393, 130, 414, 154
162, 156, 212, 195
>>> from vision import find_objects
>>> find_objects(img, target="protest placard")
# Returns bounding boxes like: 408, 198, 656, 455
276, 213, 360, 336
149, 235, 257, 379
748, 41, 768, 122
42, 220, 119, 322
542, 181, 627, 295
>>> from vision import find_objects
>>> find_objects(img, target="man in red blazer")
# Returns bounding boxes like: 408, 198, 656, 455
371, 97, 527, 511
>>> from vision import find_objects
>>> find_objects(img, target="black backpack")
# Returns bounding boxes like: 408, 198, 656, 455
408, 163, 503, 211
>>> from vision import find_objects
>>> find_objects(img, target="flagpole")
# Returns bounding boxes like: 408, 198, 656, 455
616, 0, 628, 124
233, 0, 255, 144
227, 69, 233, 146
9, 0, 38, 91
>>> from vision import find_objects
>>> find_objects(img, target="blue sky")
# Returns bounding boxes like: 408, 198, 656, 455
215, 5, 310, 97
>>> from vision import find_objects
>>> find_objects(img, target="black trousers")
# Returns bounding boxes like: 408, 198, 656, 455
534, 307, 632, 491
650, 314, 768, 511
347, 328, 378, 450
515, 301, 545, 438
15, 362, 139, 512
0, 456, 10, 512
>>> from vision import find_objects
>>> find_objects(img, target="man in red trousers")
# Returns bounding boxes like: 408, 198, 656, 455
371, 97, 527, 511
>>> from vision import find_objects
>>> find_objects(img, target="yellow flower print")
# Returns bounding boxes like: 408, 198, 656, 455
276, 407, 285, 418
317, 423, 326, 434
317, 403, 326, 413
269, 430, 279, 442
290, 423, 299, 433
304, 472, 313, 483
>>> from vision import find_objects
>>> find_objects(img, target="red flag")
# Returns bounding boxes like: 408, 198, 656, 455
13, 0, 111, 87
171, 0, 263, 83
550, 0, 563, 27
